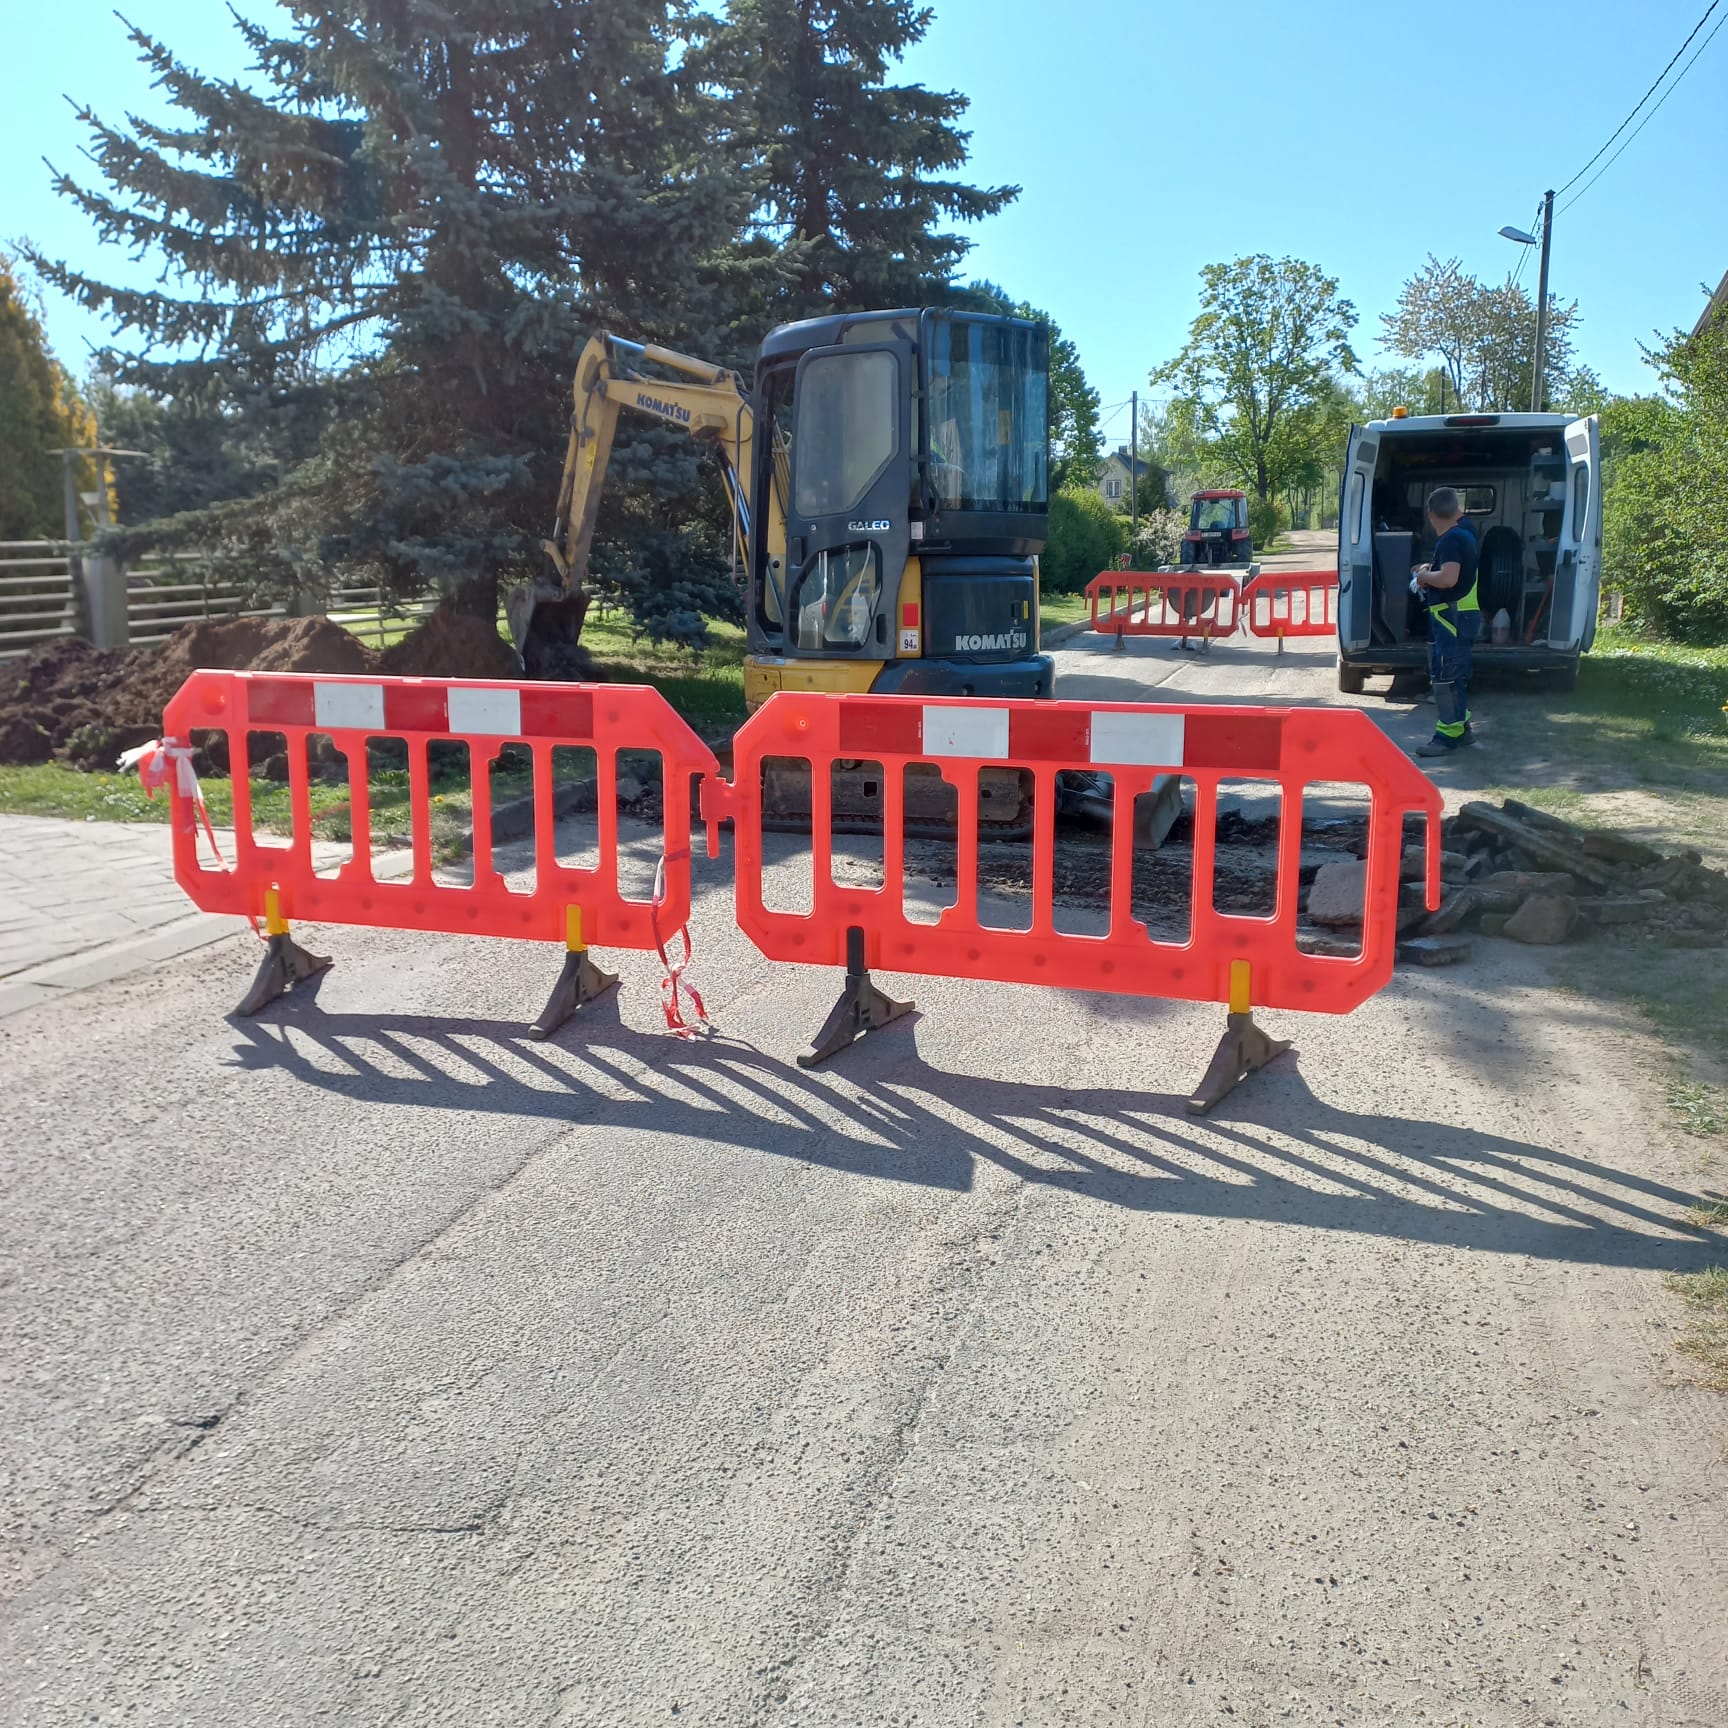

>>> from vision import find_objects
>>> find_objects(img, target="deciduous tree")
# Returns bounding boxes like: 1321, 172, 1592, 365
1151, 254, 1358, 510
1381, 254, 1590, 413
1604, 321, 1728, 640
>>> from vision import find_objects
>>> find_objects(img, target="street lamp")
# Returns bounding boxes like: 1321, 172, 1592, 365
1499, 190, 1554, 413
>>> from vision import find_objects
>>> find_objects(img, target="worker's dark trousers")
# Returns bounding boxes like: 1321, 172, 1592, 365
1427, 607, 1481, 737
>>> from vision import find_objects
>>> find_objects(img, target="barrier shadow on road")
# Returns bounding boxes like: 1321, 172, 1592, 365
221, 1003, 1723, 1276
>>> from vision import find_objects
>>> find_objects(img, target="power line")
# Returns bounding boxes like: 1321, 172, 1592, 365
1553, 0, 1724, 201
1560, 5, 1728, 212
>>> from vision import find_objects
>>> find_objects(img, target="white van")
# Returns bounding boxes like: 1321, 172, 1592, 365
1335, 411, 1602, 692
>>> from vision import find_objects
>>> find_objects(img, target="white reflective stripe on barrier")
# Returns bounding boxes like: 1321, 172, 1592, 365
314, 682, 385, 731
923, 704, 1010, 758
1090, 710, 1185, 767
448, 686, 523, 736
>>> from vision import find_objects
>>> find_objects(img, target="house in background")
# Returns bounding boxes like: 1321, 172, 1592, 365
1692, 266, 1728, 337
1095, 445, 1151, 510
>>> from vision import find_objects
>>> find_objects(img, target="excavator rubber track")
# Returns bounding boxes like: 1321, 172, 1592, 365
750, 759, 1184, 849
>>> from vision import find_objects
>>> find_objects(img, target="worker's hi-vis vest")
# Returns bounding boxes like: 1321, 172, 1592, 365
1430, 521, 1480, 637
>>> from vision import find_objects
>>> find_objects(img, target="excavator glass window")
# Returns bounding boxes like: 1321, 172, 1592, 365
757, 364, 796, 631
791, 545, 882, 651
792, 351, 899, 518
925, 318, 1048, 512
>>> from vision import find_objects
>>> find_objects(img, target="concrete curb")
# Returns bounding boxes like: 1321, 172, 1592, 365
1040, 618, 1094, 650
0, 911, 246, 1020
0, 842, 419, 1022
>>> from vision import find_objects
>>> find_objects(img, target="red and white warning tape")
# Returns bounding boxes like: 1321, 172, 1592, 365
650, 847, 708, 1037
119, 737, 227, 871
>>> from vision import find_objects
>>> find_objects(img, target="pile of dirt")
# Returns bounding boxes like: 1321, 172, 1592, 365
0, 617, 373, 768
0, 604, 524, 770
379, 607, 518, 680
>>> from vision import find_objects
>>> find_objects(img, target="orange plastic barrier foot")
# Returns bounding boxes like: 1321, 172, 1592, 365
1186, 1011, 1293, 1116
797, 927, 913, 1070
235, 932, 332, 1017
529, 949, 620, 1042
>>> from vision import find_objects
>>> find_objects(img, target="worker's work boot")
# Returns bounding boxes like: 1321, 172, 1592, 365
1415, 730, 1472, 758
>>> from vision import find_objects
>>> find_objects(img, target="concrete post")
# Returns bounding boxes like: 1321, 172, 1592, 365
77, 470, 130, 649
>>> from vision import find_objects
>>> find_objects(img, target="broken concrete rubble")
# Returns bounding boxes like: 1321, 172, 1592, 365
1291, 796, 1728, 968
1501, 894, 1579, 946
1396, 934, 1475, 966
1428, 799, 1728, 958
1307, 858, 1369, 927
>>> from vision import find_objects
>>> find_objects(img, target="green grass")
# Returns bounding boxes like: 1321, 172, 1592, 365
1470, 625, 1728, 870
1559, 627, 1728, 783
0, 758, 483, 859
1471, 783, 1590, 818
1671, 1080, 1728, 1142
1040, 590, 1092, 631
542, 605, 746, 732
1667, 1266, 1728, 1392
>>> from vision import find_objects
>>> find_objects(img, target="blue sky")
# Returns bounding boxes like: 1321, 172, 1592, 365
8, 0, 1726, 436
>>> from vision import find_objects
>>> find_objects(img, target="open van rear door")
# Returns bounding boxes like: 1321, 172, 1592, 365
1555, 415, 1603, 650
1337, 425, 1378, 652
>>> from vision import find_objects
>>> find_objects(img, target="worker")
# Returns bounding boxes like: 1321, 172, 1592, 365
1409, 486, 1480, 757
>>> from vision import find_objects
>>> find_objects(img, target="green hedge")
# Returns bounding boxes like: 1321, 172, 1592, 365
1042, 487, 1126, 593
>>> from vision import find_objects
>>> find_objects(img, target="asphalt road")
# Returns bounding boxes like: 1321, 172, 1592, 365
3, 600, 1727, 1726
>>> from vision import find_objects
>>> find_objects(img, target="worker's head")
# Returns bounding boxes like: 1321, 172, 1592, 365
1426, 486, 1464, 532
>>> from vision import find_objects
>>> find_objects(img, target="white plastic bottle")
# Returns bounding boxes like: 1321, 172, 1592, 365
1491, 607, 1511, 646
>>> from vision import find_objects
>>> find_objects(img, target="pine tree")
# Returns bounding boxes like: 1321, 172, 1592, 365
698, 0, 1016, 317
29, 1, 757, 623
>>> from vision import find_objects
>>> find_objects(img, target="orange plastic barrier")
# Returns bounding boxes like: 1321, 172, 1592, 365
1085, 569, 1243, 652
710, 692, 1440, 1107
156, 670, 717, 1029
1242, 568, 1341, 647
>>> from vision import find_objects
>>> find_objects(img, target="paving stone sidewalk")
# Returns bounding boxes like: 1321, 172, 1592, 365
0, 815, 241, 1019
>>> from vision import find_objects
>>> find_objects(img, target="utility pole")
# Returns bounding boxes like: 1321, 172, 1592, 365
1530, 188, 1554, 413
1129, 388, 1139, 543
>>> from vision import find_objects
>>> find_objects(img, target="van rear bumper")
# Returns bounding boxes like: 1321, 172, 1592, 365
1339, 644, 1580, 674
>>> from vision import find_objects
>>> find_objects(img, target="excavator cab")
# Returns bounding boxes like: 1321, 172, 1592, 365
744, 308, 1052, 707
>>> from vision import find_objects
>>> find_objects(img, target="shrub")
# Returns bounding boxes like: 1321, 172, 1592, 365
1247, 496, 1288, 549
1606, 446, 1728, 642
1128, 507, 1187, 569
1042, 487, 1126, 593
1600, 322, 1728, 644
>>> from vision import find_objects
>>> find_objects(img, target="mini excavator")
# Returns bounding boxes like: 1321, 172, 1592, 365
506, 308, 1057, 830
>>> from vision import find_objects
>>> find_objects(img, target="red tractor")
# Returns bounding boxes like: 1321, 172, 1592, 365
1179, 489, 1254, 569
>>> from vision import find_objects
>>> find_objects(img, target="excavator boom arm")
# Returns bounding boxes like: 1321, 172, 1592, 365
548, 334, 755, 590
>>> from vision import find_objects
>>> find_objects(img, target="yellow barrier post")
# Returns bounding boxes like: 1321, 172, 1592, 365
529, 905, 619, 1041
